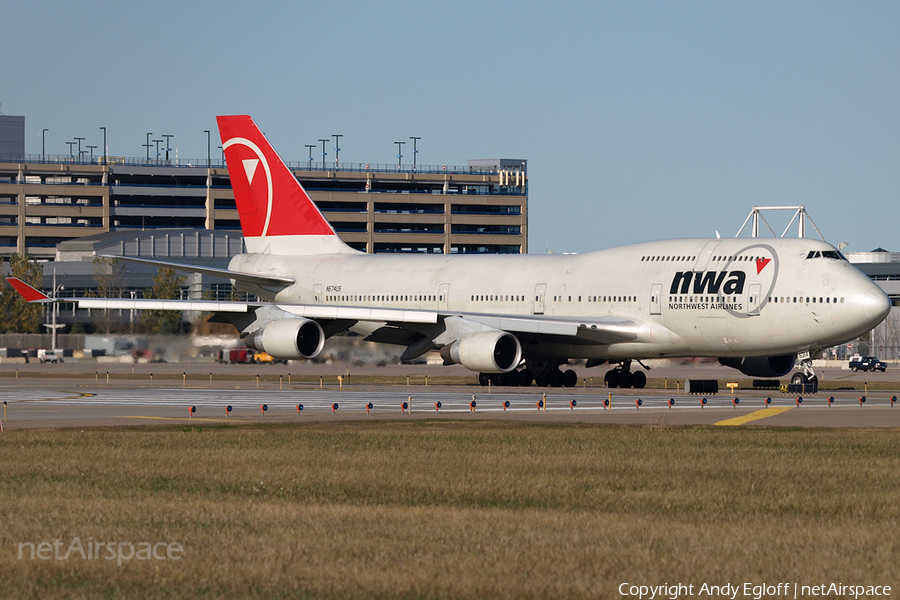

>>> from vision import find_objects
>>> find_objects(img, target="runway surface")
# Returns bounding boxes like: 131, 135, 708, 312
2, 375, 899, 429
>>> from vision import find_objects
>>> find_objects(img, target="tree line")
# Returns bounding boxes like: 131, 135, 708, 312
0, 255, 187, 335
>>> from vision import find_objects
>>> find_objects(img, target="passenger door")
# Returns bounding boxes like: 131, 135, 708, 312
747, 283, 761, 316
693, 241, 720, 272
533, 283, 547, 315
439, 283, 450, 311
650, 283, 662, 315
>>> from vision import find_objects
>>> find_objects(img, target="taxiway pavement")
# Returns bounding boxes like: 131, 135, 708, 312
1, 365, 898, 429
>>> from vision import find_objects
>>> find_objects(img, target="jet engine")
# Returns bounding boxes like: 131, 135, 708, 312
718, 354, 796, 378
439, 331, 522, 373
245, 318, 326, 360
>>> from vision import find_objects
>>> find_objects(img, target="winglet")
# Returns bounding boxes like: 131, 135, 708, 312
6, 277, 52, 302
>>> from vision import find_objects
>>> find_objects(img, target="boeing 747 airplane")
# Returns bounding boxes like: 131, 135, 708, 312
8, 115, 891, 388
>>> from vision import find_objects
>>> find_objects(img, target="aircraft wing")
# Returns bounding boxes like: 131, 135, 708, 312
275, 303, 639, 343
7, 276, 641, 351
98, 255, 295, 287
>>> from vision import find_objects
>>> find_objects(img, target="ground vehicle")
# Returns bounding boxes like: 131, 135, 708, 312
251, 351, 283, 364
216, 348, 285, 364
849, 355, 887, 372
39, 350, 63, 364
216, 348, 254, 364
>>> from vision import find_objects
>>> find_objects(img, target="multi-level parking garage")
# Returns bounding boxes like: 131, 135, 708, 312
0, 157, 528, 259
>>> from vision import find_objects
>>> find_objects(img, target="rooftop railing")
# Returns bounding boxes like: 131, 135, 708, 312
0, 154, 506, 175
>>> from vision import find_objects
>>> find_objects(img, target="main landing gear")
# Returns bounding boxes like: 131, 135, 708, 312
478, 369, 534, 387
477, 363, 579, 388
604, 360, 648, 389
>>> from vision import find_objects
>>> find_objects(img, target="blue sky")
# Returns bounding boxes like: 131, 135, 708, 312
4, 1, 898, 253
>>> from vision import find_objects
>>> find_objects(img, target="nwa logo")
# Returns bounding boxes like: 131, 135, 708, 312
670, 271, 746, 295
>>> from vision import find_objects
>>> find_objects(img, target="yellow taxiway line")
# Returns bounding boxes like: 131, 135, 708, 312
715, 407, 793, 426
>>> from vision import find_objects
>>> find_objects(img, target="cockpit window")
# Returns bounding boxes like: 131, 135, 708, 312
806, 249, 846, 260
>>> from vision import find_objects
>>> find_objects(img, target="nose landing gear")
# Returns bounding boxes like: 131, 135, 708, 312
790, 354, 818, 393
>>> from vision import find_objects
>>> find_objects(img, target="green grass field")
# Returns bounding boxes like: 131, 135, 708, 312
1, 421, 898, 599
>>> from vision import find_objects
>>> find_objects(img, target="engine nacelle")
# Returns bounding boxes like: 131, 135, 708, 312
245, 318, 325, 360
718, 354, 796, 378
439, 331, 522, 373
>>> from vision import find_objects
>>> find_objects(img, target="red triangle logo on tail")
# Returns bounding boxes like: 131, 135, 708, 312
756, 257, 771, 274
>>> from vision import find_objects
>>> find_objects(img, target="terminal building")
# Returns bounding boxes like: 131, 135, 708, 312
845, 249, 900, 360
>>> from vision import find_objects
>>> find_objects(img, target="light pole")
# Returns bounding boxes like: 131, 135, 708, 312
86, 145, 97, 162
332, 134, 343, 165
395, 141, 405, 171
318, 139, 329, 171
409, 136, 420, 171
66, 141, 76, 159
153, 139, 162, 162
162, 134, 173, 162
74, 137, 85, 163
204, 130, 210, 167
99, 127, 106, 165
42, 129, 48, 161
43, 268, 65, 352
145, 132, 152, 160
305, 144, 316, 169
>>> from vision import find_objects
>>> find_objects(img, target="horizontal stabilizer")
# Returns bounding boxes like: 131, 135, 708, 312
6, 277, 254, 312
5, 277, 51, 302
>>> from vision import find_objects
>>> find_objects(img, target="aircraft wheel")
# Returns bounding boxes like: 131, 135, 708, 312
478, 373, 490, 387
605, 369, 619, 388
519, 369, 534, 387
503, 370, 521, 387
618, 370, 634, 389
548, 369, 564, 388
632, 371, 647, 389
791, 372, 808, 385
563, 369, 577, 388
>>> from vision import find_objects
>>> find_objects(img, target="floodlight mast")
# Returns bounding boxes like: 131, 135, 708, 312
735, 205, 826, 240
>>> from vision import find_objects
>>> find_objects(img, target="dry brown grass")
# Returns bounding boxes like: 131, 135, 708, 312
1, 422, 899, 599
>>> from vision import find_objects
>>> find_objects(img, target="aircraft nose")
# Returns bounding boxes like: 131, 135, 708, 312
863, 286, 891, 325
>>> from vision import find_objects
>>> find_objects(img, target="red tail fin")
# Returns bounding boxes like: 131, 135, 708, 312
6, 277, 51, 302
217, 115, 353, 255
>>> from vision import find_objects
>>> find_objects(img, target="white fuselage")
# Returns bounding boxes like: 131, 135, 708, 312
229, 237, 890, 362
